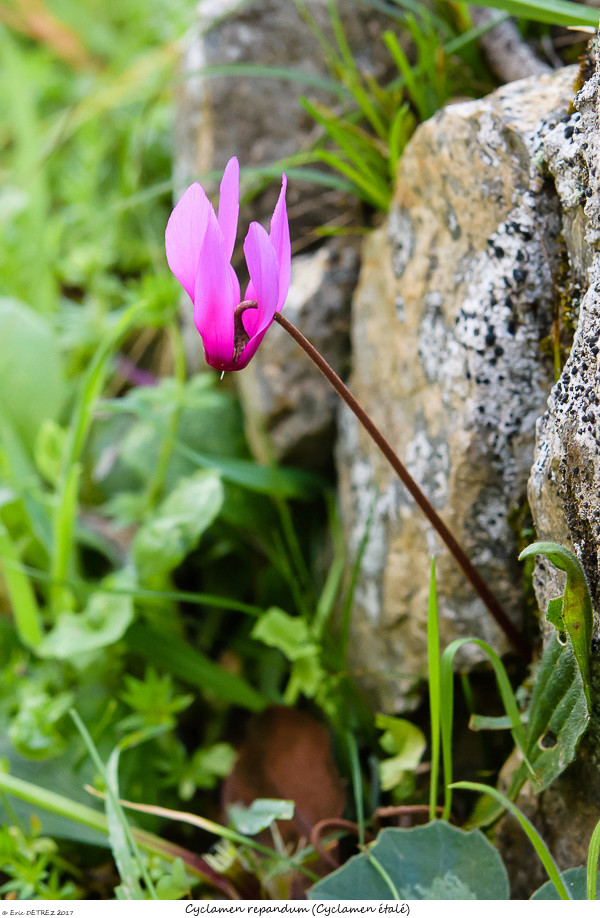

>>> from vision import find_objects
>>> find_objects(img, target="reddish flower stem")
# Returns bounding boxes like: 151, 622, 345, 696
273, 311, 531, 659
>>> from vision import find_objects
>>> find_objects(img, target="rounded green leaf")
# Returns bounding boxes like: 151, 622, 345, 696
309, 822, 509, 900
531, 867, 599, 900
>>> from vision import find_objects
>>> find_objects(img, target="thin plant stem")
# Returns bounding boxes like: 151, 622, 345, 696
273, 311, 531, 658
364, 849, 402, 900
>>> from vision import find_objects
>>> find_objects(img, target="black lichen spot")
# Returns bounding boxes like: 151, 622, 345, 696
513, 267, 528, 285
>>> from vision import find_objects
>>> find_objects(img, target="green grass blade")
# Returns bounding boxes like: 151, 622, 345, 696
0, 558, 264, 617
440, 637, 528, 820
463, 0, 598, 27
300, 97, 387, 175
346, 730, 365, 847
427, 558, 441, 821
312, 495, 346, 641
451, 781, 571, 900
70, 710, 158, 900
0, 770, 212, 882
0, 523, 43, 649
310, 150, 390, 210
388, 102, 413, 178
587, 817, 600, 900
383, 30, 428, 121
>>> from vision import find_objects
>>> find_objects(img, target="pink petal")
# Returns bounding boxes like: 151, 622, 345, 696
218, 157, 239, 262
193, 209, 237, 369
269, 174, 291, 311
233, 328, 269, 370
165, 183, 211, 301
242, 222, 280, 339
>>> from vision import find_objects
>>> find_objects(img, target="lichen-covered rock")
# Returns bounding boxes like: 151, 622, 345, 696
529, 51, 600, 618
236, 236, 359, 469
495, 48, 600, 895
336, 67, 578, 710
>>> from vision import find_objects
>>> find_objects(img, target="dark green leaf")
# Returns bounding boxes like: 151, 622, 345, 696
309, 822, 509, 899
531, 867, 599, 900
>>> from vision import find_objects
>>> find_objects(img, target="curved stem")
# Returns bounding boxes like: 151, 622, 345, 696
273, 311, 530, 658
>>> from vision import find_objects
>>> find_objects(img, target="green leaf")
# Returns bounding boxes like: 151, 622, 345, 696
532, 867, 599, 900
133, 470, 224, 579
34, 419, 66, 486
523, 638, 588, 790
0, 299, 65, 452
376, 714, 427, 792
227, 798, 295, 837
37, 571, 135, 660
519, 541, 593, 709
468, 639, 589, 829
309, 822, 509, 899
155, 858, 192, 900
546, 595, 565, 631
288, 653, 326, 699
8, 688, 74, 760
251, 607, 316, 661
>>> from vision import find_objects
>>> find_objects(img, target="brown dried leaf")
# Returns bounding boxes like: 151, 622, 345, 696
222, 707, 346, 844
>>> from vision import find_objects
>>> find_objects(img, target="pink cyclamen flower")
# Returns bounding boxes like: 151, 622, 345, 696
165, 157, 291, 372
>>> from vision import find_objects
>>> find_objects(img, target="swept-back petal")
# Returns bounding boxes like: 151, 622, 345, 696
193, 209, 237, 369
269, 174, 291, 311
233, 327, 269, 370
165, 182, 211, 301
218, 156, 239, 262
243, 222, 280, 339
